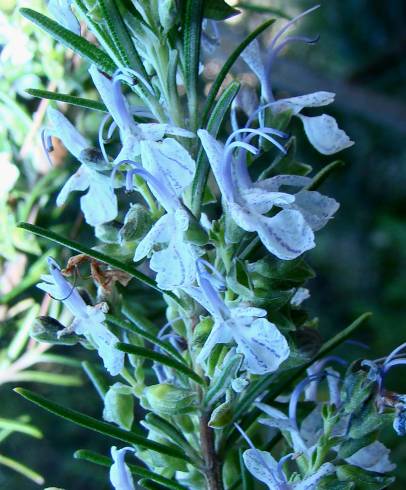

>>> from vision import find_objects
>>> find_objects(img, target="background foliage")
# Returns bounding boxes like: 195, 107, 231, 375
0, 0, 405, 488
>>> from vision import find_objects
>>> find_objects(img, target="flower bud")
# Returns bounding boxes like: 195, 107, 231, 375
31, 316, 80, 345
208, 400, 233, 428
142, 384, 197, 416
119, 204, 152, 244
191, 317, 213, 352
103, 382, 134, 430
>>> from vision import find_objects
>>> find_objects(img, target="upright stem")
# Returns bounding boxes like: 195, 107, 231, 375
199, 413, 224, 490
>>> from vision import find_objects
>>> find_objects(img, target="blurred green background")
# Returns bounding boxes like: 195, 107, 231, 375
0, 0, 405, 488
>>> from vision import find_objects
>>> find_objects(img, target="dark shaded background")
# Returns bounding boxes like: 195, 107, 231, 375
1, 0, 405, 488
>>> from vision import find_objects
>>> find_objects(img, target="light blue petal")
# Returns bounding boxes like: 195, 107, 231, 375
150, 240, 197, 290
140, 139, 196, 197
197, 129, 227, 195
89, 65, 135, 133
293, 190, 339, 231
242, 449, 279, 490
110, 447, 136, 490
80, 171, 118, 226
232, 317, 290, 374
47, 107, 89, 160
270, 91, 335, 115
134, 214, 173, 262
196, 321, 233, 366
56, 165, 90, 206
257, 210, 315, 260
241, 40, 267, 94
298, 114, 354, 155
345, 441, 395, 473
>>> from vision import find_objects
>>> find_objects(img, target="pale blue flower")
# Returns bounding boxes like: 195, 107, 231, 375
37, 258, 124, 375
235, 423, 334, 489
242, 448, 334, 490
185, 261, 290, 375
89, 66, 194, 164
110, 447, 135, 490
241, 7, 354, 155
115, 156, 198, 290
48, 0, 80, 35
198, 128, 339, 260
45, 107, 118, 226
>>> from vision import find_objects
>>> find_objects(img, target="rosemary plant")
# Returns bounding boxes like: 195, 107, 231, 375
13, 1, 405, 489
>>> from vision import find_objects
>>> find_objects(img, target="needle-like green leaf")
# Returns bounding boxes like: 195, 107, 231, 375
26, 88, 107, 112
14, 388, 191, 462
17, 222, 179, 303
183, 0, 204, 131
20, 8, 116, 74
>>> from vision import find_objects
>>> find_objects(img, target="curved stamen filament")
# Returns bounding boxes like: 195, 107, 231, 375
117, 67, 155, 97
98, 114, 115, 164
384, 342, 406, 368
269, 5, 321, 51
115, 159, 176, 212
289, 373, 324, 431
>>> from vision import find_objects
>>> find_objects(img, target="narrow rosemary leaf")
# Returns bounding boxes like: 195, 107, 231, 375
17, 222, 180, 303
107, 314, 186, 363
14, 388, 191, 462
8, 371, 82, 386
201, 18, 276, 127
306, 160, 346, 191
26, 88, 107, 112
82, 361, 109, 399
74, 449, 187, 490
191, 81, 240, 216
115, 343, 204, 385
98, 0, 146, 74
73, 0, 123, 67
0, 418, 42, 439
183, 0, 204, 131
20, 8, 116, 75
0, 454, 44, 485
223, 312, 372, 449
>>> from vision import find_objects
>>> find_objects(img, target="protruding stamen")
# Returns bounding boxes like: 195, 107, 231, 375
114, 159, 177, 212
289, 374, 324, 431
269, 5, 321, 51
384, 342, 406, 369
